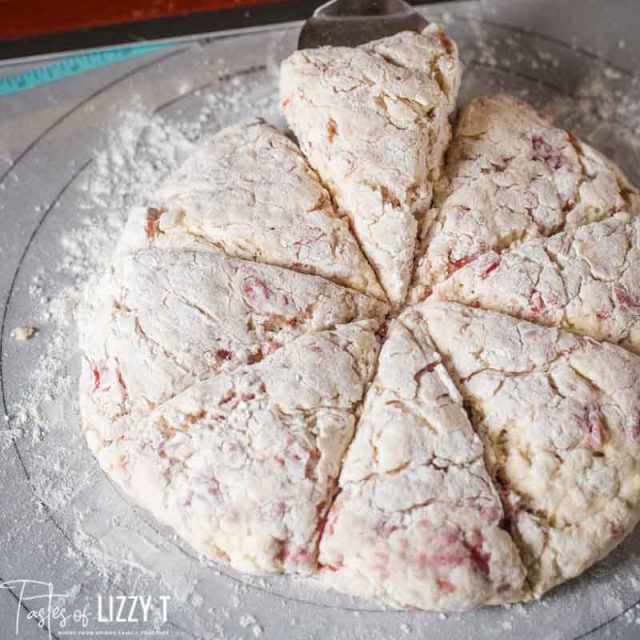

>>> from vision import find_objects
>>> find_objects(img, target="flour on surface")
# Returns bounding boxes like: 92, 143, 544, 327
10, 325, 37, 341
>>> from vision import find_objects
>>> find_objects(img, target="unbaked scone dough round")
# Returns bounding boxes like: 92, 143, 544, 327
79, 23, 640, 612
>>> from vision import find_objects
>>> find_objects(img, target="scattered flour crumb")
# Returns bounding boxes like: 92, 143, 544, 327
191, 591, 204, 608
10, 325, 37, 341
239, 613, 257, 628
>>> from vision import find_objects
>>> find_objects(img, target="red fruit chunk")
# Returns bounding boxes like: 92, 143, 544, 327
145, 207, 162, 238
241, 275, 271, 306
436, 577, 456, 593
531, 134, 565, 170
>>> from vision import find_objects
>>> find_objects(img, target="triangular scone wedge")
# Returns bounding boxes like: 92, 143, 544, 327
418, 301, 640, 597
91, 321, 383, 575
281, 25, 461, 306
79, 248, 388, 444
411, 94, 639, 301
318, 312, 527, 609
146, 121, 384, 300
433, 213, 640, 353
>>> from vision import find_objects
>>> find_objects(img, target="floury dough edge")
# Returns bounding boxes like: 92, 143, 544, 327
418, 301, 640, 598
318, 312, 528, 609
410, 94, 639, 301
78, 119, 390, 577
79, 217, 387, 444
78, 23, 640, 612
91, 321, 383, 576
433, 213, 640, 354
281, 24, 461, 306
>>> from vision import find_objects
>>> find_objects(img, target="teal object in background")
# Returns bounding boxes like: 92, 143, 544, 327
0, 42, 174, 97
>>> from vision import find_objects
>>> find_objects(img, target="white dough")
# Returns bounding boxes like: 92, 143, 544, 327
282, 25, 461, 305
319, 312, 527, 609
411, 94, 639, 300
434, 213, 640, 353
418, 301, 640, 596
79, 246, 387, 444
93, 322, 382, 574
151, 121, 385, 300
